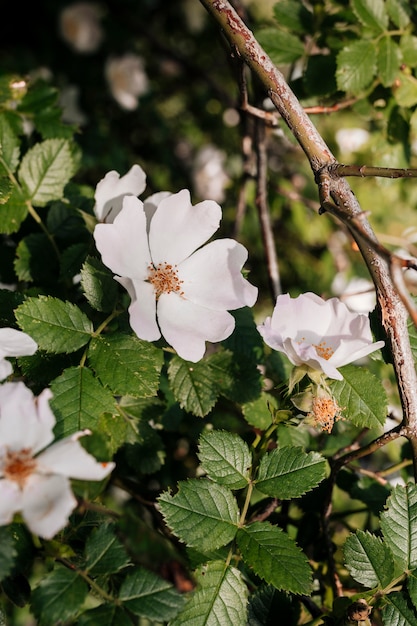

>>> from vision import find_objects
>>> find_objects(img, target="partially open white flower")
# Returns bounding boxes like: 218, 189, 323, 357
94, 189, 258, 361
105, 53, 149, 110
94, 164, 147, 222
0, 328, 38, 381
59, 3, 104, 54
0, 382, 114, 539
257, 292, 385, 381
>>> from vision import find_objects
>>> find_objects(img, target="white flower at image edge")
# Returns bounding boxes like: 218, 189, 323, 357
257, 292, 385, 381
94, 163, 147, 222
0, 382, 115, 539
0, 327, 38, 380
94, 189, 258, 362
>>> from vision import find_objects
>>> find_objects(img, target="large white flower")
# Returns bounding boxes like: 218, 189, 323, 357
0, 382, 115, 539
0, 328, 38, 381
94, 164, 147, 222
94, 189, 258, 362
257, 292, 385, 381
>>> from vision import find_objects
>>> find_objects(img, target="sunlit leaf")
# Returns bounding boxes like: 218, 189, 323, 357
380, 483, 417, 571
170, 560, 248, 626
336, 40, 377, 94
344, 530, 394, 588
198, 430, 252, 489
15, 296, 93, 353
256, 446, 327, 499
158, 479, 239, 552
352, 0, 388, 32
237, 522, 312, 595
50, 366, 116, 438
329, 365, 387, 429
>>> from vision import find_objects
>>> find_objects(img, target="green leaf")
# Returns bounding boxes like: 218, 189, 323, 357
380, 483, 417, 571
0, 112, 20, 173
15, 296, 93, 353
255, 28, 304, 65
378, 37, 402, 87
237, 522, 312, 595
118, 566, 184, 621
0, 527, 17, 582
394, 72, 417, 108
50, 366, 116, 438
343, 530, 394, 588
31, 565, 88, 626
336, 40, 377, 95
158, 479, 239, 552
351, 0, 388, 32
409, 571, 417, 612
256, 446, 327, 499
198, 430, 252, 490
18, 138, 75, 206
386, 0, 411, 28
400, 35, 417, 68
0, 186, 28, 234
329, 365, 387, 429
88, 333, 163, 398
77, 605, 132, 626
84, 523, 131, 575
273, 0, 312, 34
80, 256, 119, 312
383, 591, 417, 625
14, 234, 59, 284
242, 392, 278, 430
170, 560, 248, 626
167, 354, 225, 417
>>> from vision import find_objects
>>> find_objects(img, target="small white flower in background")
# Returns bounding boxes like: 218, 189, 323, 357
335, 128, 369, 155
0, 382, 114, 539
94, 189, 258, 362
331, 274, 376, 314
59, 3, 104, 54
105, 54, 149, 111
0, 328, 38, 381
257, 292, 384, 381
192, 145, 230, 203
94, 164, 147, 222
59, 85, 87, 126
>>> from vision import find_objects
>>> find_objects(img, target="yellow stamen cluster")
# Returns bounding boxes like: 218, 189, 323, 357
309, 396, 343, 433
3, 448, 36, 488
147, 262, 184, 298
312, 340, 334, 360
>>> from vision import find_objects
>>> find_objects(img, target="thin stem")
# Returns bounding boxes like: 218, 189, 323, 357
333, 163, 417, 179
254, 117, 282, 300
58, 557, 119, 604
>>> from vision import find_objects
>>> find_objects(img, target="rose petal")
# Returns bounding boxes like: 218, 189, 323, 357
94, 164, 147, 222
149, 189, 221, 266
143, 191, 172, 229
0, 383, 54, 452
0, 479, 22, 525
179, 239, 257, 310
94, 196, 151, 279
120, 278, 161, 341
37, 431, 114, 480
21, 474, 77, 539
157, 293, 235, 361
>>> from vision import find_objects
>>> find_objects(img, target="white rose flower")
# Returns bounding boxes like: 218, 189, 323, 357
0, 382, 114, 539
0, 328, 38, 380
94, 164, 147, 222
105, 53, 149, 111
257, 292, 385, 381
94, 189, 258, 362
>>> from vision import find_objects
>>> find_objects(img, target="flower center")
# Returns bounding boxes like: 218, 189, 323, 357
309, 396, 343, 433
147, 262, 184, 298
312, 340, 334, 360
3, 448, 37, 488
